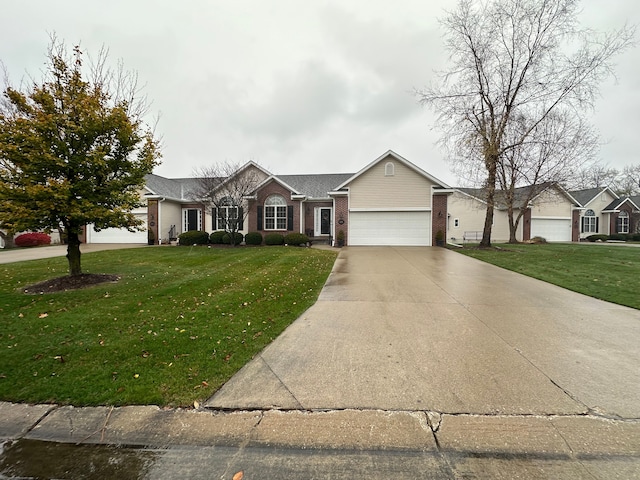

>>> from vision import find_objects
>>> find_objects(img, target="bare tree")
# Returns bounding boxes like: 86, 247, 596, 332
498, 110, 598, 242
569, 163, 640, 197
569, 163, 619, 191
613, 164, 640, 197
418, 0, 634, 247
190, 162, 266, 245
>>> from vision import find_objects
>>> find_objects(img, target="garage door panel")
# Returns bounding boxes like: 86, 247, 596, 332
530, 219, 571, 242
349, 211, 431, 246
87, 214, 147, 244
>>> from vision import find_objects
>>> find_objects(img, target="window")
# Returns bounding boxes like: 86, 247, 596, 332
582, 209, 597, 233
384, 162, 394, 176
264, 194, 287, 230
617, 211, 629, 234
215, 197, 242, 230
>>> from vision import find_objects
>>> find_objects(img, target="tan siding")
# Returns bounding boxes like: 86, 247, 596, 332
349, 160, 434, 209
159, 201, 182, 240
447, 192, 520, 242
531, 188, 572, 218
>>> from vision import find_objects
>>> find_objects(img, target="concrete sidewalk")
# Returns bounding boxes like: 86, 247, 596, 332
1, 402, 639, 478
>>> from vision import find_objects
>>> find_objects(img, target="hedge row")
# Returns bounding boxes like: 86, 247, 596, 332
177, 231, 310, 246
586, 233, 640, 242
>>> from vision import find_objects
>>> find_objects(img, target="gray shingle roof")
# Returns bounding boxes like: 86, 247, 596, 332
569, 188, 604, 207
277, 174, 354, 199
146, 173, 354, 200
144, 174, 203, 200
457, 183, 556, 209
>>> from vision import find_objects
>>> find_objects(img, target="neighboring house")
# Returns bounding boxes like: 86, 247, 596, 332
448, 183, 581, 243
602, 196, 640, 235
74, 150, 638, 246
571, 187, 640, 238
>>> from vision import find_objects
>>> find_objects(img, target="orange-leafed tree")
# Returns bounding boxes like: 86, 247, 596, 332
0, 38, 160, 275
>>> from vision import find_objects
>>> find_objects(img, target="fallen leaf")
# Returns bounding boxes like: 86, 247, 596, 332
193, 400, 200, 409
233, 472, 244, 480
39, 313, 48, 318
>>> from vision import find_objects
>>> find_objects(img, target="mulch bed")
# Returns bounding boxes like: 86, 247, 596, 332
23, 274, 120, 294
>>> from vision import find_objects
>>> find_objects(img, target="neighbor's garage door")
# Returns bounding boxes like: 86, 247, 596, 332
349, 211, 431, 246
86, 214, 148, 244
530, 218, 571, 242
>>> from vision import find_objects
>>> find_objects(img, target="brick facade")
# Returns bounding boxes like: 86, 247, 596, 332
333, 196, 349, 246
148, 199, 159, 243
432, 194, 448, 246
572, 209, 580, 242
247, 180, 302, 235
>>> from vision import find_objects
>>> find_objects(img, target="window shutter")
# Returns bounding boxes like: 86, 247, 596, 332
287, 206, 294, 231
595, 217, 599, 233
238, 207, 244, 230
257, 206, 263, 230
580, 217, 585, 233
212, 208, 218, 230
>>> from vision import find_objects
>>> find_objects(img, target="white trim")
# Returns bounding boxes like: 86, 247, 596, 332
314, 207, 333, 236
182, 208, 203, 231
349, 207, 432, 212
253, 175, 302, 196
335, 150, 451, 190
531, 216, 571, 220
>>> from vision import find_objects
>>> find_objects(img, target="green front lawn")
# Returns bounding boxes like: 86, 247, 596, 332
456, 243, 639, 310
0, 246, 337, 407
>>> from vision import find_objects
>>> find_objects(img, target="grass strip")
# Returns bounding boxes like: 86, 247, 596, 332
456, 243, 639, 310
0, 246, 337, 407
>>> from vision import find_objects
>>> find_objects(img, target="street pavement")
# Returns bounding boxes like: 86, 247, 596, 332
1, 245, 640, 479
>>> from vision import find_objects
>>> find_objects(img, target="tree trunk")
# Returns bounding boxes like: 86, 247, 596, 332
480, 161, 497, 248
507, 205, 518, 244
0, 231, 14, 249
66, 231, 82, 276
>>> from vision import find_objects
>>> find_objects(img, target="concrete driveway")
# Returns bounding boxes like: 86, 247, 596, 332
0, 243, 147, 264
207, 246, 640, 419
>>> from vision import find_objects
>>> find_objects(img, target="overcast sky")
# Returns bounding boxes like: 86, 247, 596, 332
1, 0, 638, 186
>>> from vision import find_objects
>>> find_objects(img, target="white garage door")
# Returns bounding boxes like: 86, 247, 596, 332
530, 218, 571, 242
86, 214, 148, 244
349, 211, 431, 246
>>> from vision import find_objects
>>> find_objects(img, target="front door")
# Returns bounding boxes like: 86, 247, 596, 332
315, 207, 332, 236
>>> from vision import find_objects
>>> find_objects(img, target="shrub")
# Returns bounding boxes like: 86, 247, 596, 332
632, 233, 640, 242
284, 233, 309, 246
608, 234, 627, 241
178, 230, 209, 246
245, 231, 263, 245
14, 232, 51, 247
209, 231, 226, 244
264, 233, 285, 245
223, 232, 244, 245
586, 234, 608, 242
